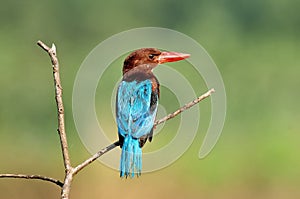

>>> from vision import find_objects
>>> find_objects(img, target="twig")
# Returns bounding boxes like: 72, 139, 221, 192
73, 88, 215, 172
154, 88, 215, 126
37, 40, 71, 171
37, 40, 73, 199
0, 174, 63, 187
73, 141, 120, 175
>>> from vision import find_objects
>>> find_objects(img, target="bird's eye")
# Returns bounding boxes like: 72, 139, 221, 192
148, 54, 155, 59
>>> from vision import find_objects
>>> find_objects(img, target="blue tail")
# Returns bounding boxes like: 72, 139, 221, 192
120, 135, 142, 178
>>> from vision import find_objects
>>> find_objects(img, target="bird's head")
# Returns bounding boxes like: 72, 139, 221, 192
123, 48, 190, 74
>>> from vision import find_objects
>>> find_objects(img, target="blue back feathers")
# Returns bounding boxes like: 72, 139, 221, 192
116, 79, 158, 178
117, 80, 157, 138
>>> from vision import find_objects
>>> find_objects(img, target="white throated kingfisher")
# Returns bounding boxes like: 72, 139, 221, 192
116, 48, 190, 178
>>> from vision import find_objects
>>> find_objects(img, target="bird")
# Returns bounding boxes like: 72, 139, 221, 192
116, 48, 190, 178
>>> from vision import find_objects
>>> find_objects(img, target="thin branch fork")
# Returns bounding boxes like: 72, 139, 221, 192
0, 40, 215, 199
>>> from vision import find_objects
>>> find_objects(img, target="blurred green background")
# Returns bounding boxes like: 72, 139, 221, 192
0, 0, 299, 198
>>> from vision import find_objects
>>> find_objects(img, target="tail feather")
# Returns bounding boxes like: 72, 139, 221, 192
120, 135, 142, 178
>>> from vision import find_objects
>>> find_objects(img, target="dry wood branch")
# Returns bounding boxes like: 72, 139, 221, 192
37, 40, 73, 199
73, 141, 120, 175
37, 40, 71, 172
154, 88, 215, 126
0, 174, 63, 187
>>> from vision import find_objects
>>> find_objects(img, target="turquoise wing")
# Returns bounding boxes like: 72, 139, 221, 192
116, 79, 158, 139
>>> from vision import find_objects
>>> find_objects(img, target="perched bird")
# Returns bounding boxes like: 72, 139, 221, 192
116, 48, 190, 178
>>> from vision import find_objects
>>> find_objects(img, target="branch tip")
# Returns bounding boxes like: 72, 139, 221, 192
51, 43, 57, 53
37, 40, 50, 52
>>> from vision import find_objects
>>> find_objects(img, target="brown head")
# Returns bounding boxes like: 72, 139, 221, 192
123, 48, 190, 74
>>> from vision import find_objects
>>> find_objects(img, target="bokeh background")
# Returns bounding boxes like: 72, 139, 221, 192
0, 0, 299, 199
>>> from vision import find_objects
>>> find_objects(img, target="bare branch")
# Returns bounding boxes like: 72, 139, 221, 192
37, 41, 50, 51
37, 40, 73, 199
0, 41, 74, 199
61, 172, 73, 199
73, 141, 120, 175
154, 88, 215, 126
0, 174, 63, 187
37, 40, 71, 172
73, 88, 215, 172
